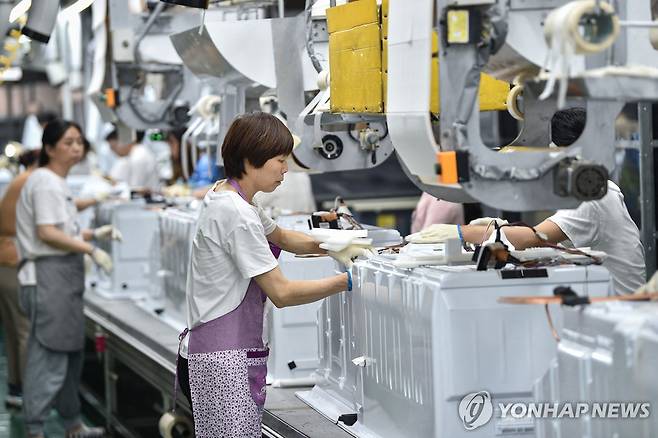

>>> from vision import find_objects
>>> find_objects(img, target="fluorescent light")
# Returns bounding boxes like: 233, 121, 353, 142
59, 0, 94, 22
4, 143, 16, 158
0, 67, 22, 82
9, 0, 31, 23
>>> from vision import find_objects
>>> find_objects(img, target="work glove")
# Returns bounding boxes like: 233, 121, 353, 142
405, 224, 460, 244
91, 247, 113, 275
94, 191, 111, 203
634, 271, 658, 299
93, 225, 123, 242
324, 242, 375, 269
469, 217, 509, 227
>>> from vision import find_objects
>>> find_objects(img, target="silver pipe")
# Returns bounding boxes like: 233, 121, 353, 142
619, 20, 658, 28
278, 0, 284, 17
134, 2, 165, 66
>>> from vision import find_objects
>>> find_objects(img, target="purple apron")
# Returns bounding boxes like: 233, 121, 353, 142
183, 179, 281, 437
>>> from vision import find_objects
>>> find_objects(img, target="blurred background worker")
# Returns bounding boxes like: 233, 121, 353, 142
106, 128, 160, 191
15, 119, 119, 438
407, 108, 645, 295
410, 193, 464, 233
0, 143, 41, 410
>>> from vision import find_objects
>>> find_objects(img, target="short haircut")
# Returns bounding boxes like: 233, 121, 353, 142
105, 129, 118, 142
221, 112, 293, 179
105, 128, 144, 143
37, 111, 57, 125
551, 107, 586, 147
39, 119, 82, 167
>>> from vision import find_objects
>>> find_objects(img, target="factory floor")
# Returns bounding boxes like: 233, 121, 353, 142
0, 328, 76, 438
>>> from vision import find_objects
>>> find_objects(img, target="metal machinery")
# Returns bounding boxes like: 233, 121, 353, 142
534, 302, 658, 438
298, 256, 612, 438
385, 0, 658, 211
89, 200, 161, 300
99, 1, 204, 131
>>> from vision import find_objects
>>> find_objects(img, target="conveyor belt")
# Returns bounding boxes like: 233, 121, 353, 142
83, 290, 352, 438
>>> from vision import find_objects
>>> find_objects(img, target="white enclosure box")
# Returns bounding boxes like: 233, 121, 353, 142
534, 302, 658, 438
156, 207, 201, 330
298, 256, 611, 438
90, 200, 161, 300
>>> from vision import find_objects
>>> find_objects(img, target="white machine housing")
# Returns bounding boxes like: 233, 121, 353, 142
156, 206, 201, 330
298, 256, 611, 438
534, 302, 658, 438
90, 200, 161, 300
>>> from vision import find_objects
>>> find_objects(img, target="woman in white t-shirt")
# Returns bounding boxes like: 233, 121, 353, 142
177, 113, 369, 436
16, 120, 119, 438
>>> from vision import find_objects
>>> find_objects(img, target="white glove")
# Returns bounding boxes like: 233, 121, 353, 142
326, 243, 375, 269
93, 225, 123, 242
469, 217, 509, 227
405, 224, 459, 244
91, 247, 113, 274
635, 271, 658, 297
94, 191, 111, 203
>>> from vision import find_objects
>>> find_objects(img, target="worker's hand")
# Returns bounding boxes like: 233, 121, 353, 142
469, 217, 509, 227
405, 224, 459, 244
94, 191, 111, 204
634, 271, 658, 298
91, 247, 113, 274
93, 225, 123, 242
326, 243, 375, 269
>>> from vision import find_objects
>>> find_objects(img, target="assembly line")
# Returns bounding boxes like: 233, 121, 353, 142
0, 0, 658, 437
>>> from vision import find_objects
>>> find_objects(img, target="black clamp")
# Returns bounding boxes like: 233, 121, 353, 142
554, 286, 591, 306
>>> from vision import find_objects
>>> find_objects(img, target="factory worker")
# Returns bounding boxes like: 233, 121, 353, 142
16, 119, 121, 438
107, 128, 160, 191
177, 112, 371, 436
410, 192, 464, 233
407, 108, 645, 295
0, 142, 42, 410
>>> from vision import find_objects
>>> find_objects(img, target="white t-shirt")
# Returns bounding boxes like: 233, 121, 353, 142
547, 181, 645, 295
181, 188, 278, 357
15, 167, 81, 285
109, 144, 160, 190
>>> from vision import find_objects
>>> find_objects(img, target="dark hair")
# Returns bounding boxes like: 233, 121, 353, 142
221, 112, 293, 179
38, 119, 82, 167
105, 129, 118, 142
82, 137, 92, 157
18, 149, 39, 168
37, 111, 57, 125
105, 128, 144, 143
551, 107, 586, 147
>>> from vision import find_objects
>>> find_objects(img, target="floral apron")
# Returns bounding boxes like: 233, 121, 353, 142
183, 179, 280, 437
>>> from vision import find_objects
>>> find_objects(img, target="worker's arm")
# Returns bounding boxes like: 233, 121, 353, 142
254, 266, 348, 308
0, 173, 29, 236
267, 226, 325, 255
75, 197, 98, 211
37, 224, 94, 254
460, 219, 568, 250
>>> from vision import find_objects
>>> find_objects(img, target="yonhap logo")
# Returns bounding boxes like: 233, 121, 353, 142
459, 391, 493, 430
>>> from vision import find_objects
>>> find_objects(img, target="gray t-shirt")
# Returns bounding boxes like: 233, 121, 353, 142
16, 167, 80, 285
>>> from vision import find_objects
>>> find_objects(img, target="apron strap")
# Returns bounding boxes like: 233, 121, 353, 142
172, 327, 190, 414
227, 178, 248, 201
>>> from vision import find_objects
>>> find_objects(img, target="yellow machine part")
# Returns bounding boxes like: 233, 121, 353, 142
326, 0, 378, 33
328, 0, 383, 113
328, 0, 508, 114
